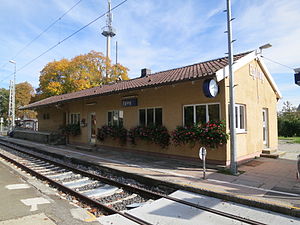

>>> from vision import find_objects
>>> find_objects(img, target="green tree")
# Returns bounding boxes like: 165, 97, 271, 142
35, 50, 129, 100
278, 101, 300, 137
0, 88, 9, 125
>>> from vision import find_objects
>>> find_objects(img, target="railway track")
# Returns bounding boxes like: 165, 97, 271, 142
0, 140, 267, 225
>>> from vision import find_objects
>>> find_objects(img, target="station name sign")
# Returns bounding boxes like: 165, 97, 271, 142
294, 68, 300, 86
122, 97, 138, 107
249, 64, 264, 82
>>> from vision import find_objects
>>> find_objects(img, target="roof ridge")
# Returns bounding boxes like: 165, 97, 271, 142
23, 50, 253, 109
146, 50, 253, 77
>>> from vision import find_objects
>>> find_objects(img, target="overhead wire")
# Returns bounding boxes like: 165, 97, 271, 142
13, 0, 83, 59
0, 0, 83, 78
261, 55, 295, 71
0, 0, 128, 84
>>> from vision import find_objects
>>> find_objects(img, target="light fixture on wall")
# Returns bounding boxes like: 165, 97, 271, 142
122, 95, 138, 99
86, 102, 97, 106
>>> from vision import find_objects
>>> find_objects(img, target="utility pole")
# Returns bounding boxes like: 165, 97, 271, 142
226, 0, 238, 175
102, 0, 116, 79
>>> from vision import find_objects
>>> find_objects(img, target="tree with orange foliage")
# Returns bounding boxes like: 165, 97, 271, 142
15, 82, 36, 119
35, 51, 129, 100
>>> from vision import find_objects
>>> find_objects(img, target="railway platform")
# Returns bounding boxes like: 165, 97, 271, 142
0, 136, 299, 218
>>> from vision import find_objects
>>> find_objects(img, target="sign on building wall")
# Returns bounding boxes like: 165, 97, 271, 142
122, 98, 138, 107
294, 68, 300, 86
249, 64, 264, 82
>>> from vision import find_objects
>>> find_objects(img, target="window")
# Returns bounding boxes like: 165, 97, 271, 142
70, 113, 80, 124
235, 104, 246, 132
183, 103, 220, 126
139, 108, 162, 126
43, 113, 50, 120
108, 110, 123, 127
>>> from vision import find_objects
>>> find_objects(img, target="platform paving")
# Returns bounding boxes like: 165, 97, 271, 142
98, 190, 300, 225
1, 136, 299, 218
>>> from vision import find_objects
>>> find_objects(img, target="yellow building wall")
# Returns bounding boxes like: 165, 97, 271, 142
50, 79, 228, 163
224, 59, 278, 164
37, 107, 65, 132
36, 59, 279, 165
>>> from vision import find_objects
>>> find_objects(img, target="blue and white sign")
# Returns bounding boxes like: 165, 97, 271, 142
122, 98, 138, 107
294, 68, 300, 86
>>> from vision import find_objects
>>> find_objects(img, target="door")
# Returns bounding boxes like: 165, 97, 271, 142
88, 112, 96, 144
262, 108, 269, 148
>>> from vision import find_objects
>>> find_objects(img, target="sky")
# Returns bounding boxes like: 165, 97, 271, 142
0, 0, 299, 110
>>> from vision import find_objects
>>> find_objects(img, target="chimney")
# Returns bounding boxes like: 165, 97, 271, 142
141, 68, 151, 78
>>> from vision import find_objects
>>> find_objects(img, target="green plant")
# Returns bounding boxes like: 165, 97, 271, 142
129, 125, 170, 148
171, 121, 228, 149
97, 125, 128, 144
278, 112, 300, 137
61, 123, 81, 136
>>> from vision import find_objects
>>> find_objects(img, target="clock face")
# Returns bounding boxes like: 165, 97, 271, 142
203, 79, 219, 98
209, 79, 219, 97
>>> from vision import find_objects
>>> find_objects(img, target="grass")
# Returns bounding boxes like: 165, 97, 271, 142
279, 136, 300, 144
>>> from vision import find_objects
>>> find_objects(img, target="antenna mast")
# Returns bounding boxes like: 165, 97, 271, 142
102, 0, 116, 79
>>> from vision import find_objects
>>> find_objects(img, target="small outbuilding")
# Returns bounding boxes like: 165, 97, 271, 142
22, 50, 281, 165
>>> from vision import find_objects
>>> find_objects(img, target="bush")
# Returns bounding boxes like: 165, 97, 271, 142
97, 125, 128, 144
61, 123, 81, 136
171, 121, 228, 149
278, 112, 300, 137
129, 125, 170, 148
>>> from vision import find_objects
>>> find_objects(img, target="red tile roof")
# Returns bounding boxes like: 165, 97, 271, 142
22, 51, 251, 109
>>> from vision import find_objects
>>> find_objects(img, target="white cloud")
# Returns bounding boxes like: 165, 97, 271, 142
0, 0, 299, 109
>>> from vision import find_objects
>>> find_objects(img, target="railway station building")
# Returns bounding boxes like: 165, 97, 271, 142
22, 50, 282, 165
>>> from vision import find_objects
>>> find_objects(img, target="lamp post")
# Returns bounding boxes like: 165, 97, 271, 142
9, 60, 16, 129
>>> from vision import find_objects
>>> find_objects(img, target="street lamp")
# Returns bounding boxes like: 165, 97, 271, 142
258, 43, 272, 55
9, 60, 16, 130
259, 43, 272, 50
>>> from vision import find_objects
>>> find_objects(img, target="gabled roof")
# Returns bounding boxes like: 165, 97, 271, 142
216, 50, 282, 99
22, 51, 252, 110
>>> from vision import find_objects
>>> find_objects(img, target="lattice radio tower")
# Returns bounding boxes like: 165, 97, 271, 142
8, 80, 15, 130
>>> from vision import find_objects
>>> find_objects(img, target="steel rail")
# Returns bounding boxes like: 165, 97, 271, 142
0, 140, 267, 225
0, 146, 153, 225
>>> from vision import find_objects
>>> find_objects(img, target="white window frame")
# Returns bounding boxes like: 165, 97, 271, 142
183, 103, 221, 126
139, 107, 163, 126
235, 104, 246, 133
69, 113, 80, 124
107, 110, 123, 126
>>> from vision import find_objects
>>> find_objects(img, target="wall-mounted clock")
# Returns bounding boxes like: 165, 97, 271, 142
203, 79, 219, 98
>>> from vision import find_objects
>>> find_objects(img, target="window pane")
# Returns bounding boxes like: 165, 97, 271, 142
235, 106, 238, 128
108, 111, 112, 126
240, 106, 245, 129
155, 108, 162, 126
147, 108, 154, 125
208, 104, 220, 122
139, 109, 146, 126
184, 106, 194, 126
119, 111, 123, 127
196, 105, 206, 124
113, 111, 118, 126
